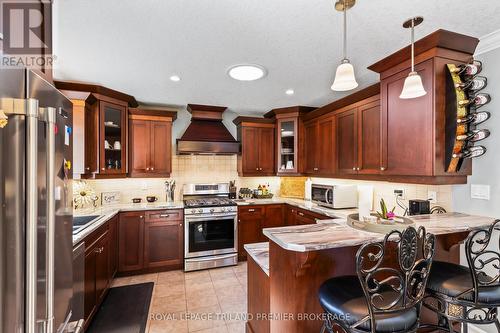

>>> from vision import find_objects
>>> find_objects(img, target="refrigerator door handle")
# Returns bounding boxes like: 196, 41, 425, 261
40, 107, 57, 333
26, 99, 40, 333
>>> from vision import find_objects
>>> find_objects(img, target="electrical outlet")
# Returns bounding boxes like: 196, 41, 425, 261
394, 189, 405, 199
428, 190, 437, 203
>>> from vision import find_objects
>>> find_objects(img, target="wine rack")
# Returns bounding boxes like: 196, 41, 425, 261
445, 60, 491, 172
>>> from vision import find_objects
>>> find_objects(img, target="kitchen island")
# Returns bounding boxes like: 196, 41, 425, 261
245, 213, 494, 333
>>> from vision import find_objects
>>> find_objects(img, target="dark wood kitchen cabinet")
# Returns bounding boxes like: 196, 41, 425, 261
82, 220, 113, 326
54, 81, 139, 179
265, 106, 315, 175
238, 204, 285, 260
367, 30, 478, 183
358, 100, 383, 175
234, 117, 276, 176
238, 206, 263, 261
118, 212, 145, 272
108, 215, 118, 279
335, 96, 382, 176
118, 209, 184, 274
128, 108, 177, 177
336, 107, 358, 175
303, 115, 336, 176
144, 210, 183, 269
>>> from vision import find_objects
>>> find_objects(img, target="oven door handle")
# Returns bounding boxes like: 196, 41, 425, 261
185, 215, 236, 222
185, 253, 237, 262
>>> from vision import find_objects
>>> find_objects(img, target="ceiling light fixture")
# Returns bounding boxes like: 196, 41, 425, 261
286, 89, 295, 95
331, 0, 358, 92
228, 64, 266, 81
399, 16, 427, 99
170, 75, 181, 82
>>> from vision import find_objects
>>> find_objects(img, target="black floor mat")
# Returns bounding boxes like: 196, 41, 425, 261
87, 282, 154, 333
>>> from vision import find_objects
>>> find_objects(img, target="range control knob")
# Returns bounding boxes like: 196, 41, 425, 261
191, 209, 197, 214
197, 209, 203, 214
210, 208, 215, 213
220, 207, 226, 212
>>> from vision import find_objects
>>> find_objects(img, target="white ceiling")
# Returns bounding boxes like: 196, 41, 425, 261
53, 0, 500, 115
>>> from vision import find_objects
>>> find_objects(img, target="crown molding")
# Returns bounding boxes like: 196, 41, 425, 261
475, 29, 500, 55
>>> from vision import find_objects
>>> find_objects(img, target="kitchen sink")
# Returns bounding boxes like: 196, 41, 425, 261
72, 215, 101, 234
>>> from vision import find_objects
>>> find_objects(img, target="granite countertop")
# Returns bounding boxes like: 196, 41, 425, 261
235, 197, 358, 219
72, 201, 184, 245
244, 242, 270, 276
263, 212, 495, 252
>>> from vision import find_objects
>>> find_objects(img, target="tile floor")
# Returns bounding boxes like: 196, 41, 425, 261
111, 262, 248, 333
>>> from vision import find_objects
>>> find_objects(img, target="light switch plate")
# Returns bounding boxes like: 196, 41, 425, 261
471, 184, 490, 200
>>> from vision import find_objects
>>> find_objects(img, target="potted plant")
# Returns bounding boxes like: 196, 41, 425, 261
376, 198, 396, 224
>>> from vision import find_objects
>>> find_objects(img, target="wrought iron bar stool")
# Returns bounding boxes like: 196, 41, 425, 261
318, 226, 436, 333
423, 219, 500, 332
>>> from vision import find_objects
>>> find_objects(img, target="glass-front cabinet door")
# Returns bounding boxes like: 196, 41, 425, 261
99, 101, 127, 175
277, 117, 298, 174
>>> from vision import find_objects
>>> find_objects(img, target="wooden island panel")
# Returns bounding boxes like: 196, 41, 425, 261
265, 232, 468, 332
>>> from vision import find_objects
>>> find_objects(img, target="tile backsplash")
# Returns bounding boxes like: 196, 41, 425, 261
80, 155, 452, 214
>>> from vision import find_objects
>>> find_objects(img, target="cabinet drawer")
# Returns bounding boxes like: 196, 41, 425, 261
82, 222, 109, 254
146, 209, 183, 222
238, 205, 265, 218
295, 208, 330, 223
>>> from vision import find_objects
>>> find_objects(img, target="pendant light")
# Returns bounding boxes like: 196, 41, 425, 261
399, 17, 427, 99
331, 0, 358, 91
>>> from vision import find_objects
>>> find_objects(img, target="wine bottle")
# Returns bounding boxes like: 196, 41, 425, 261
456, 129, 490, 142
458, 93, 491, 108
457, 111, 491, 126
451, 60, 482, 76
455, 76, 487, 92
453, 145, 486, 159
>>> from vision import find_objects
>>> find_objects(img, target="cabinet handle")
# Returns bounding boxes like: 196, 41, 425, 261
248, 209, 255, 212
313, 167, 318, 171
352, 167, 356, 171
151, 167, 154, 171
298, 212, 304, 216
179, 223, 182, 226
255, 168, 259, 171
146, 167, 150, 171
139, 215, 144, 219
159, 214, 170, 218
85, 167, 90, 171
101, 167, 105, 171
380, 166, 386, 171
356, 167, 360, 171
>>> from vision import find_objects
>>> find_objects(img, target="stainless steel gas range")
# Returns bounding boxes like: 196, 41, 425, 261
183, 183, 238, 271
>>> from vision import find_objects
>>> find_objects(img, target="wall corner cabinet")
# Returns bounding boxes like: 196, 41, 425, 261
128, 108, 177, 177
55, 81, 138, 179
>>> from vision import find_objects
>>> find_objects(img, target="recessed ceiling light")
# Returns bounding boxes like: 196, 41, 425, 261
228, 64, 266, 81
285, 89, 295, 95
170, 75, 181, 82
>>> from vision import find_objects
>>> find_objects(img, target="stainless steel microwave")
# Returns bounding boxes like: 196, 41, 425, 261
311, 184, 358, 209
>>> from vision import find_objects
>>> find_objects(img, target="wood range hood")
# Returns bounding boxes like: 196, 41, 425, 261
177, 104, 240, 155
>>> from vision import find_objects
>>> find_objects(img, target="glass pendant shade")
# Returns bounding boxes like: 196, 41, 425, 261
331, 60, 358, 91
399, 71, 427, 99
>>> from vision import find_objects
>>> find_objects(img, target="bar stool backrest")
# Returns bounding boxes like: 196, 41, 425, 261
356, 226, 436, 329
465, 219, 500, 302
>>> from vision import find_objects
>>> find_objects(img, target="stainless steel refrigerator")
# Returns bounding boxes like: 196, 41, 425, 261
0, 68, 80, 333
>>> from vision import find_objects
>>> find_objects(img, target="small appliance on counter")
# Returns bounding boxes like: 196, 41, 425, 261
311, 184, 358, 209
409, 199, 431, 215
